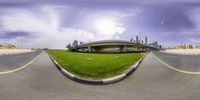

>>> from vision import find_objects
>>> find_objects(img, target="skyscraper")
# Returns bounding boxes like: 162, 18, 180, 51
145, 36, 147, 44
73, 40, 78, 47
130, 38, 133, 42
136, 36, 138, 43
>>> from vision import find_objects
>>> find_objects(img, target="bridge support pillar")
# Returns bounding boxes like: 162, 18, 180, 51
88, 46, 91, 52
124, 45, 127, 52
119, 46, 123, 52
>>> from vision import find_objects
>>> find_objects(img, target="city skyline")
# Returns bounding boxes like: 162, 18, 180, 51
0, 0, 200, 48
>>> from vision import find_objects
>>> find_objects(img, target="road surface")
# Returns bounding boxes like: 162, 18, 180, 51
0, 51, 41, 72
154, 51, 200, 72
0, 51, 200, 100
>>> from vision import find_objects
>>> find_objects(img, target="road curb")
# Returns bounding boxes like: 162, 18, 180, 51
49, 54, 144, 84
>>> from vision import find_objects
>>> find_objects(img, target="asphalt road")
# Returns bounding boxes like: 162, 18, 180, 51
0, 51, 41, 72
154, 51, 200, 72
0, 51, 200, 100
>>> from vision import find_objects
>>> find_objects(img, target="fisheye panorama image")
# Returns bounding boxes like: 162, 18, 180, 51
0, 0, 200, 100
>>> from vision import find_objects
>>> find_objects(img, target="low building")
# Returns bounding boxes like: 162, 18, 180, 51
196, 43, 200, 49
0, 43, 16, 49
176, 44, 193, 49
149, 42, 159, 48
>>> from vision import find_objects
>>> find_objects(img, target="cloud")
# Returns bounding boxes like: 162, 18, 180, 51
4, 3, 200, 48
180, 8, 200, 44
188, 8, 200, 31
0, 5, 128, 48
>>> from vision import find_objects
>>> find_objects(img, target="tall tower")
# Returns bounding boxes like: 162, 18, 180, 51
145, 36, 147, 44
73, 40, 78, 47
130, 38, 133, 42
136, 36, 139, 43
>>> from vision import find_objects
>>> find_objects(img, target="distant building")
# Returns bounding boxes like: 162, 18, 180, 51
149, 42, 159, 48
187, 44, 193, 49
136, 36, 139, 43
159, 45, 162, 49
0, 44, 3, 49
80, 42, 84, 45
66, 43, 72, 51
72, 40, 78, 47
0, 43, 16, 49
145, 36, 147, 44
196, 43, 200, 49
130, 38, 133, 42
176, 44, 193, 49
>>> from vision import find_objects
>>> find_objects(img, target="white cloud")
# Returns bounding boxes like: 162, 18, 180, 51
1, 12, 52, 33
94, 17, 125, 36
0, 5, 127, 48
80, 10, 131, 39
124, 7, 142, 17
188, 8, 200, 33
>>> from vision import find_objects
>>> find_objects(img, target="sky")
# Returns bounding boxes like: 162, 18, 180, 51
0, 0, 200, 48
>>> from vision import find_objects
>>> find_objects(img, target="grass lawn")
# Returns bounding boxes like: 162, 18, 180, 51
48, 50, 143, 79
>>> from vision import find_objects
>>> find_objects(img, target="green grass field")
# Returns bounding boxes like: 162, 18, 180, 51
48, 50, 143, 79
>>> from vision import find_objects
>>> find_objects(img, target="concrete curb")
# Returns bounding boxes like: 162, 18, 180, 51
49, 54, 144, 84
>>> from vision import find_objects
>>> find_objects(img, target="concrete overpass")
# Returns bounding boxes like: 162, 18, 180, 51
69, 40, 158, 53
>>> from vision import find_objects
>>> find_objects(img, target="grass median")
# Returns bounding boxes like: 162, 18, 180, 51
48, 50, 143, 79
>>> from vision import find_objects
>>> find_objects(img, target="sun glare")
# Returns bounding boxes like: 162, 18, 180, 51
95, 18, 117, 34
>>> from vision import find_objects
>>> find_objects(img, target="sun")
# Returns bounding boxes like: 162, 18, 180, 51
95, 18, 117, 34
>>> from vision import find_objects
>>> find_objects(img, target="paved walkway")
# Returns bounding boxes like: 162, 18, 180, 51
0, 52, 200, 100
